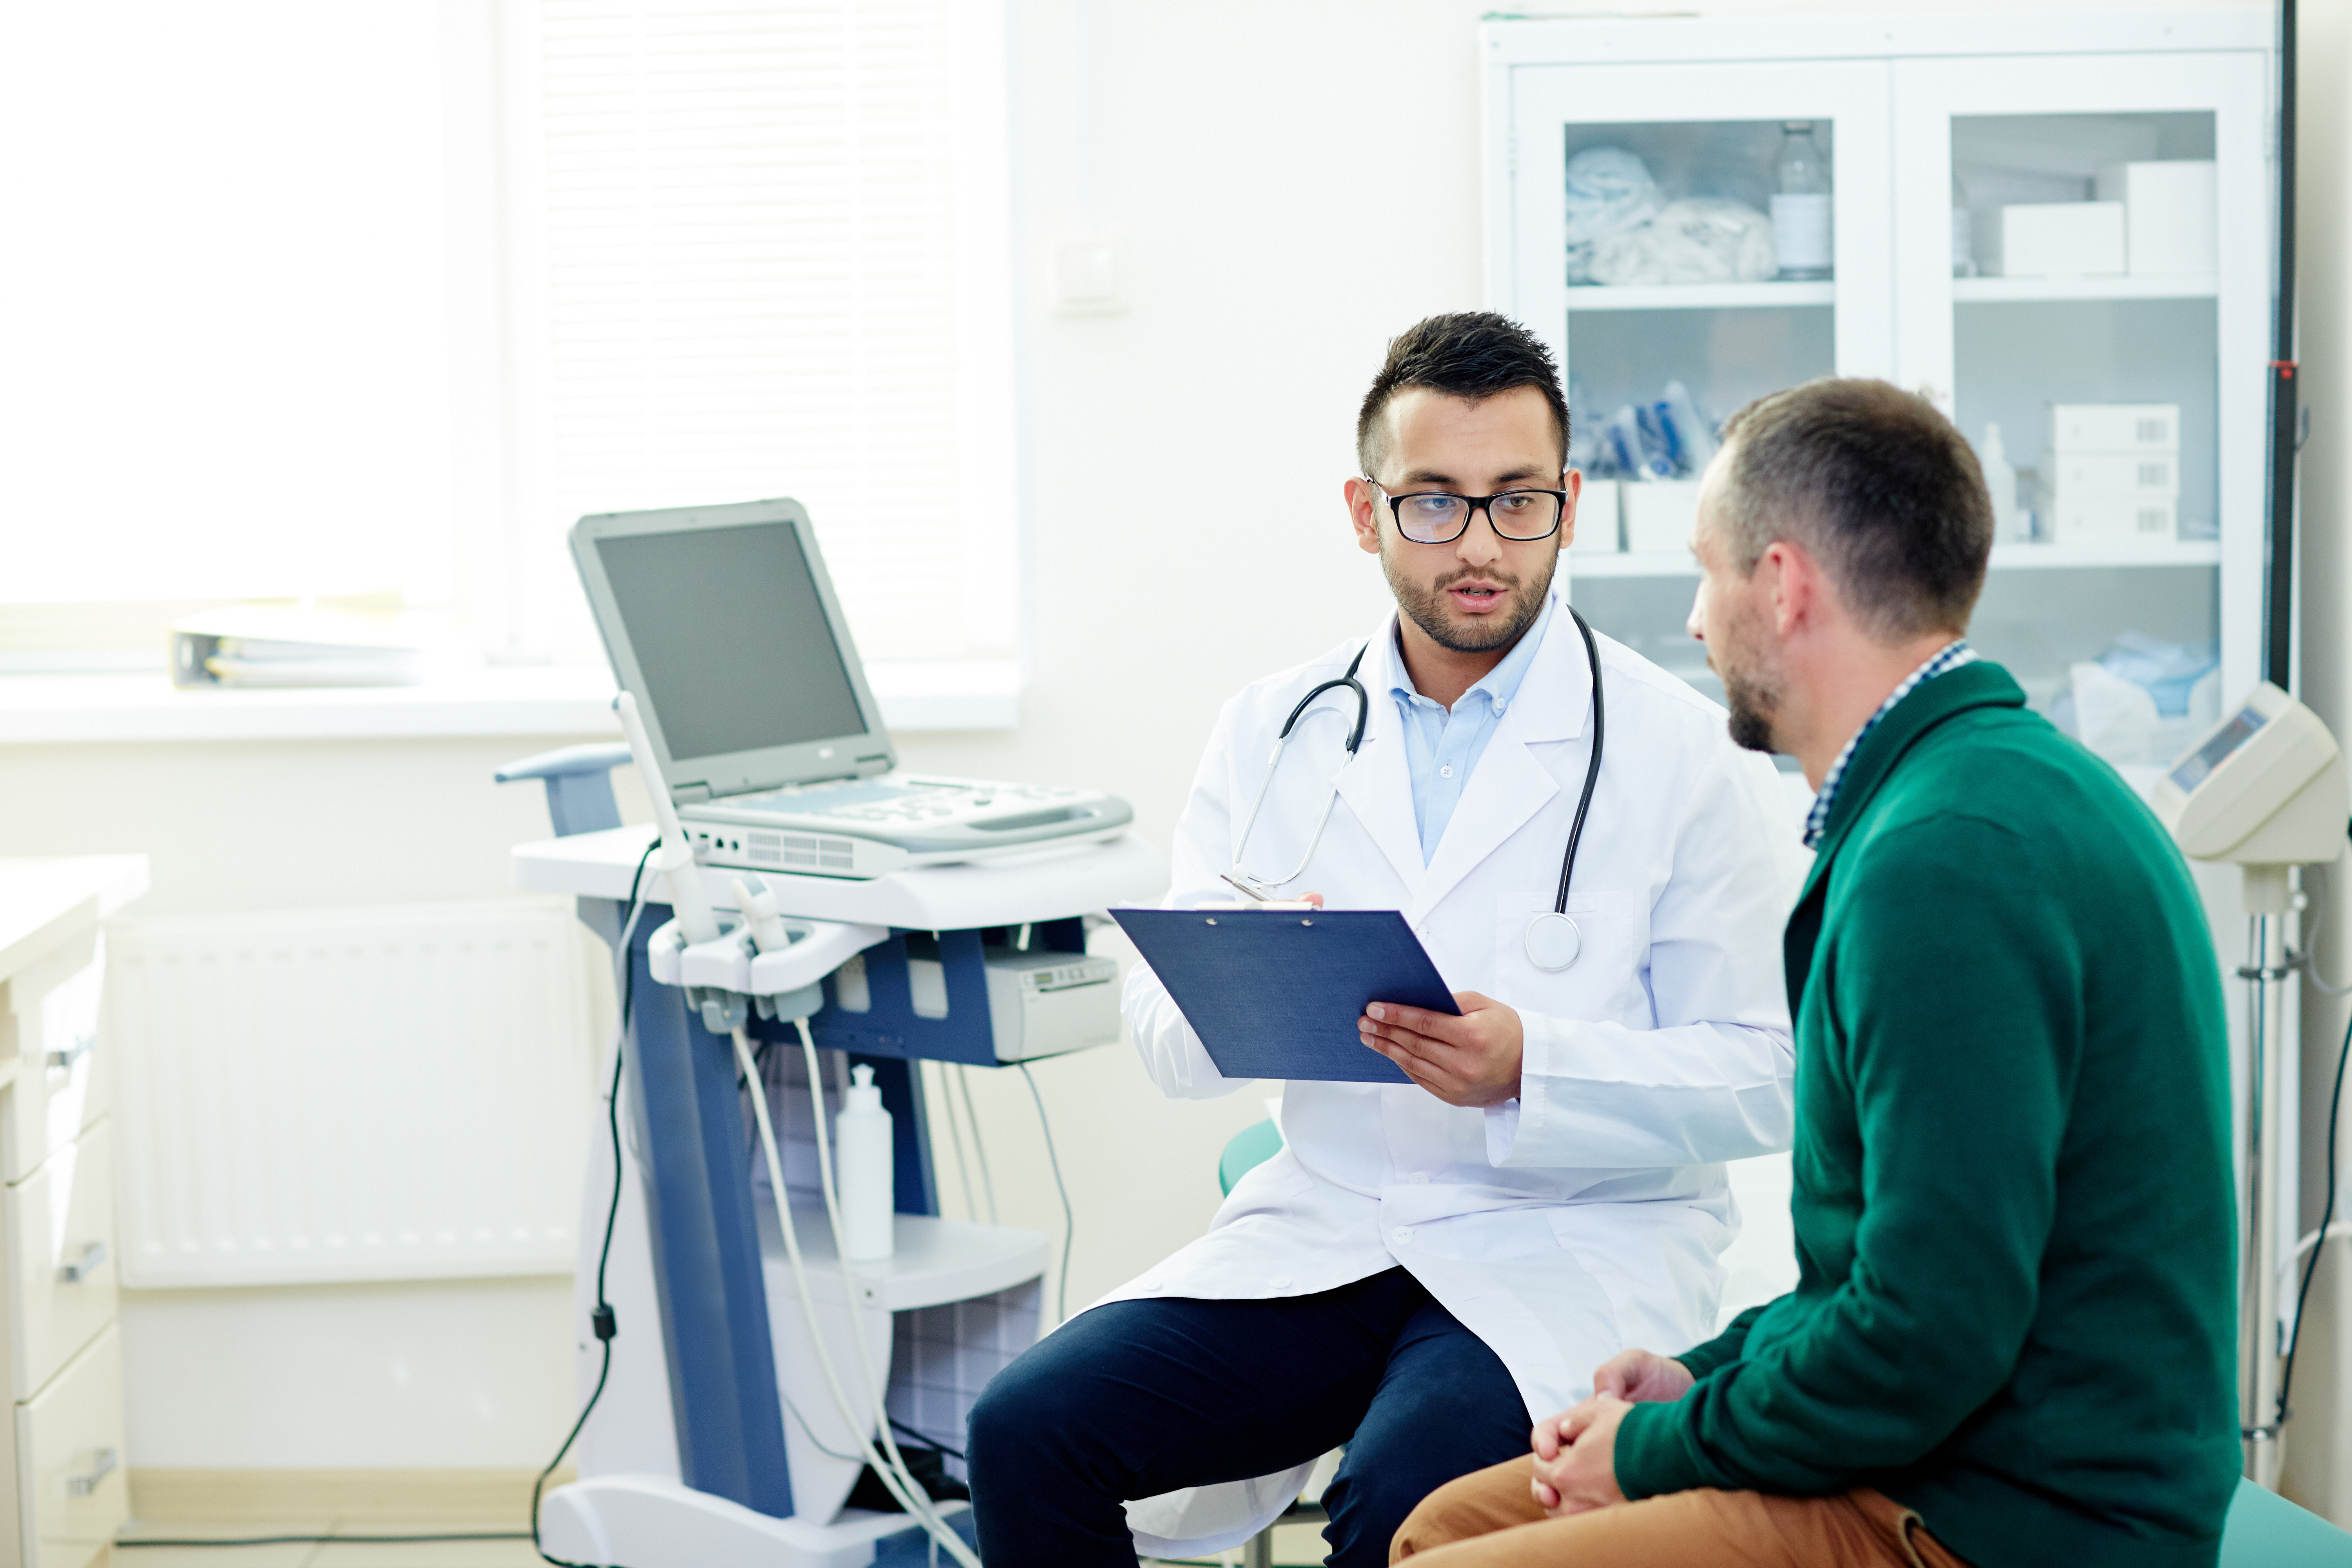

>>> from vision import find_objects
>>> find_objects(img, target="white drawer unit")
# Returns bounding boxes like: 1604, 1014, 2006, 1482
15, 1326, 125, 1568
0, 860, 145, 1568
4, 1125, 116, 1403
0, 933, 106, 1188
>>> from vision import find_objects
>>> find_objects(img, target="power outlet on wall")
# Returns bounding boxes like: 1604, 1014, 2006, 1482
1054, 238, 1124, 315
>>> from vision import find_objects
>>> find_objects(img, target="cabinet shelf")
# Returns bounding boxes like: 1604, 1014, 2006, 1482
758, 1204, 1050, 1312
1987, 539, 2218, 570
1953, 275, 2218, 304
1564, 281, 1835, 312
1570, 537, 2218, 581
1570, 551, 1697, 579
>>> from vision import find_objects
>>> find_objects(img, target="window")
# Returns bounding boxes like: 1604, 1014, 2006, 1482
1, 0, 1018, 676
511, 0, 1018, 666
0, 3, 459, 614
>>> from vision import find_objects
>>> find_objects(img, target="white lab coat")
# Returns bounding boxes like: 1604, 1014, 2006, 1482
1105, 592, 1800, 1558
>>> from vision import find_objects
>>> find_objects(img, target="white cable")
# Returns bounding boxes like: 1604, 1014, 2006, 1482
739, 1025, 974, 1561
956, 1065, 1000, 1225
1017, 1061, 1075, 1327
792, 1022, 973, 1557
933, 1060, 978, 1223
2296, 857, 2352, 996
2285, 1218, 2352, 1269
731, 1026, 982, 1567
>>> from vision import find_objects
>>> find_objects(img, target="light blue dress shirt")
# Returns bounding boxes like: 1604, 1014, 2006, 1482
1388, 593, 1558, 862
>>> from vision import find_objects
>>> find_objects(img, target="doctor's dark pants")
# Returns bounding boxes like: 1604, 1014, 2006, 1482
965, 1267, 1528, 1568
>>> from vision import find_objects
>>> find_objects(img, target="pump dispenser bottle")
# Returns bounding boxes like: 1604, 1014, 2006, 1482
836, 1064, 895, 1260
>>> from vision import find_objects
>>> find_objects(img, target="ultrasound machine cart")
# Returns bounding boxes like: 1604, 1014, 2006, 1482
498, 499, 1167, 1567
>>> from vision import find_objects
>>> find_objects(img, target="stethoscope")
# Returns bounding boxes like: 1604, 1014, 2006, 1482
1224, 606, 1606, 973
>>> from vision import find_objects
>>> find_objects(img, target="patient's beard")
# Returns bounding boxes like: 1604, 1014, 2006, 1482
1712, 609, 1785, 755
1722, 668, 1783, 754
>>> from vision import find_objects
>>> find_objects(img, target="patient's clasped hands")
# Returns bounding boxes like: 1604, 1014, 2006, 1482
1529, 1347, 1695, 1518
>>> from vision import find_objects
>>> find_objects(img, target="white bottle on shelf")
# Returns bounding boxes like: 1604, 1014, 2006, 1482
1771, 121, 1833, 281
836, 1064, 895, 1260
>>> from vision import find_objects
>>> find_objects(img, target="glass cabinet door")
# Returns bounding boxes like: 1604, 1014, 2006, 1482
1499, 60, 1893, 712
1890, 51, 2270, 790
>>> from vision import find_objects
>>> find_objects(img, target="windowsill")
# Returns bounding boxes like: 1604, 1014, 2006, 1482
0, 661, 1020, 743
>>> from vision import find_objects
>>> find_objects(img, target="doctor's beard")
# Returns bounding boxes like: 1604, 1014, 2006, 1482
1383, 551, 1556, 656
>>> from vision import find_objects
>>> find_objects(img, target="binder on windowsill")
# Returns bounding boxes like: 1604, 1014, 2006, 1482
1109, 907, 1461, 1085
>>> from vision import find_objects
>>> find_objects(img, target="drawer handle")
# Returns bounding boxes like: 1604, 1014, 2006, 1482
60, 1242, 106, 1284
64, 1447, 116, 1497
46, 1032, 96, 1073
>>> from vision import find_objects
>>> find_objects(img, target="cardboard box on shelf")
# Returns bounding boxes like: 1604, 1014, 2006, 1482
2038, 450, 2180, 501
2036, 492, 2177, 546
2093, 160, 2217, 276
1621, 480, 1701, 556
1568, 477, 1622, 554
2047, 403, 2178, 454
1988, 202, 2126, 278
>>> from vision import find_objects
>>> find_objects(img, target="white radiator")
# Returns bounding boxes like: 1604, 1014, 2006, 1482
106, 901, 597, 1287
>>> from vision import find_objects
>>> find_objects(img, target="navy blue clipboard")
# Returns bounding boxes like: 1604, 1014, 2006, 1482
1109, 908, 1461, 1084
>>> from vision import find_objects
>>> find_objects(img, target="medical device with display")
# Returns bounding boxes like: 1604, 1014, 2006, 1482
2153, 682, 2348, 867
2154, 681, 2350, 1489
1227, 606, 1608, 974
571, 498, 1131, 878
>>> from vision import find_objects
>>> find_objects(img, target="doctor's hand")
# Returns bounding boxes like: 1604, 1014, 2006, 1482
1357, 991, 1521, 1107
1528, 1394, 1631, 1518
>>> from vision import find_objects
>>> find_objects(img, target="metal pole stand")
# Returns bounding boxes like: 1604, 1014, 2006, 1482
2238, 864, 2295, 1487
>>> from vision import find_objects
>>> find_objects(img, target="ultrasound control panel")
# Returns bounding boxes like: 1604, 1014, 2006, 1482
680, 773, 1134, 878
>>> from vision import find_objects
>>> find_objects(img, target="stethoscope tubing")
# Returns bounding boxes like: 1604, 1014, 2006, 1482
1552, 606, 1605, 917
1228, 644, 1372, 896
1229, 609, 1604, 922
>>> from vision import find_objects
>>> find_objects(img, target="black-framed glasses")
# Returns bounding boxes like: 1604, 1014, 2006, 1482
1373, 484, 1568, 545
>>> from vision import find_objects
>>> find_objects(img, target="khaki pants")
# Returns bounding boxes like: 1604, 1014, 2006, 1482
1390, 1457, 1971, 1567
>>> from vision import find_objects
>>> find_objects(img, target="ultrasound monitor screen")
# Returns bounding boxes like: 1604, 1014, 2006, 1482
597, 523, 868, 763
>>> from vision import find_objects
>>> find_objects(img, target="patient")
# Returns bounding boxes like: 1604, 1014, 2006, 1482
1392, 380, 2240, 1567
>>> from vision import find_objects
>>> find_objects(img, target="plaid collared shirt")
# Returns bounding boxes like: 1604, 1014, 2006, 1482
1802, 640, 1978, 848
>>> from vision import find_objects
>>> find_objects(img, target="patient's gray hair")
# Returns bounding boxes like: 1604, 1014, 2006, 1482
1714, 378, 1993, 641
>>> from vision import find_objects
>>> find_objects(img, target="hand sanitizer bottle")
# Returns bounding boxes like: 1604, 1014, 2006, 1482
1771, 121, 1833, 281
837, 1064, 895, 1260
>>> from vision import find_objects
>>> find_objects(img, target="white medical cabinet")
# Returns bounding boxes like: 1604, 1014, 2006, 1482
1483, 9, 2270, 773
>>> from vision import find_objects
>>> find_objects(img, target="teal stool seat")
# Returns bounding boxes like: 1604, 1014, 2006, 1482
2221, 1478, 2352, 1565
1219, 1118, 1285, 1196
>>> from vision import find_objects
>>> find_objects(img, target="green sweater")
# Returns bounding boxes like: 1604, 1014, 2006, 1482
1615, 662, 2240, 1567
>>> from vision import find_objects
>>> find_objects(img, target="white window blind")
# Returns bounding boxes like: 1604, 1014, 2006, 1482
517, 0, 1018, 666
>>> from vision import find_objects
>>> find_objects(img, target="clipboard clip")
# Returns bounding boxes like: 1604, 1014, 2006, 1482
1196, 894, 1321, 911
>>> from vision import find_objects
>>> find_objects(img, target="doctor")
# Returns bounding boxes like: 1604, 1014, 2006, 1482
966, 313, 1797, 1567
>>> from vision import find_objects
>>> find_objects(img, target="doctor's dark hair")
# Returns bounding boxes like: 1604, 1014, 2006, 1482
1356, 313, 1570, 477
1713, 378, 1993, 641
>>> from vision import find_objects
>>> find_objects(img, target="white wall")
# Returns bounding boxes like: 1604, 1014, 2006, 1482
10, 0, 2307, 1485
2287, 0, 2352, 1523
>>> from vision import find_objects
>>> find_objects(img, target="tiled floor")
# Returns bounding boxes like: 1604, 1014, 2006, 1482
116, 1512, 1329, 1568
114, 1520, 544, 1568
1140, 1519, 1328, 1566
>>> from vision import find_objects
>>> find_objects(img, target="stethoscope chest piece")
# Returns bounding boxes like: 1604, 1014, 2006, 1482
1524, 911, 1582, 972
